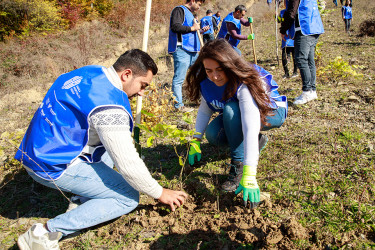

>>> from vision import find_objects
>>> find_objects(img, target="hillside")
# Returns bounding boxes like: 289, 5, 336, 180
0, 0, 374, 249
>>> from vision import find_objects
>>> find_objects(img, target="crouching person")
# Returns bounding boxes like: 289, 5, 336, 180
185, 39, 287, 209
15, 49, 188, 250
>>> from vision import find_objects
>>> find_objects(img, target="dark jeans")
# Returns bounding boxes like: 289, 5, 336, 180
294, 32, 320, 92
203, 33, 215, 44
344, 19, 351, 32
282, 47, 298, 76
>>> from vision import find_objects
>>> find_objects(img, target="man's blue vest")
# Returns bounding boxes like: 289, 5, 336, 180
213, 14, 221, 23
296, 0, 324, 36
14, 66, 133, 180
168, 5, 200, 54
280, 9, 295, 48
200, 16, 214, 35
343, 6, 352, 19
217, 12, 242, 47
200, 65, 288, 119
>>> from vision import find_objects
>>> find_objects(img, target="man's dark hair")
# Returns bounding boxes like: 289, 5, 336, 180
235, 5, 247, 13
113, 49, 158, 76
206, 9, 213, 15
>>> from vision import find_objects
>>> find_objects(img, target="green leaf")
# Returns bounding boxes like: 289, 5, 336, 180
178, 156, 184, 166
141, 109, 155, 117
146, 136, 155, 147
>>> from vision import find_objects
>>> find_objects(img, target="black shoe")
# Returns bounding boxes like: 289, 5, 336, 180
222, 160, 243, 192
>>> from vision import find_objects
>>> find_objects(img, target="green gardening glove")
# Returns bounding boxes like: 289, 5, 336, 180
235, 165, 260, 209
188, 140, 201, 165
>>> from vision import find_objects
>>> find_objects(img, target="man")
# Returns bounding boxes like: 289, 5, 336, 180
168, 0, 209, 112
213, 11, 221, 25
200, 9, 216, 43
278, 0, 298, 79
15, 49, 188, 250
280, 0, 324, 105
216, 5, 252, 55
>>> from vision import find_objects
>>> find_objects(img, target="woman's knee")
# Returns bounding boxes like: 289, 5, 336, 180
223, 101, 240, 121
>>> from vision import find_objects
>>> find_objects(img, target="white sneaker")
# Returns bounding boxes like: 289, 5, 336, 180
293, 91, 313, 105
17, 223, 62, 250
309, 90, 318, 100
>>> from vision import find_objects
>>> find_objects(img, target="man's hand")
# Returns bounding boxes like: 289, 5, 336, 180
235, 165, 260, 209
201, 25, 210, 33
158, 188, 188, 212
191, 21, 200, 32
281, 33, 287, 41
188, 140, 201, 165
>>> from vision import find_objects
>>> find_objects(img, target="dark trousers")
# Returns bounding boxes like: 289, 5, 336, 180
203, 33, 215, 44
294, 31, 320, 92
344, 19, 351, 32
282, 46, 298, 76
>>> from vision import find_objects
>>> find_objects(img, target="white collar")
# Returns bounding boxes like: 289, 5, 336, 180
103, 66, 123, 91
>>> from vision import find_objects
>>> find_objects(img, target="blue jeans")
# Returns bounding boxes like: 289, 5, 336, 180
26, 152, 139, 236
294, 32, 320, 92
172, 46, 198, 109
205, 101, 286, 162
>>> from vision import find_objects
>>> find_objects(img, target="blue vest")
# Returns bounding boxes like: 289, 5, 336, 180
280, 9, 295, 48
343, 6, 352, 19
200, 16, 214, 35
217, 12, 242, 47
296, 0, 324, 36
14, 66, 133, 180
168, 5, 200, 54
213, 15, 221, 23
200, 65, 288, 118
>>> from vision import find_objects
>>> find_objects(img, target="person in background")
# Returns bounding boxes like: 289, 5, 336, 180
280, 0, 324, 105
278, 0, 298, 79
342, 0, 353, 34
200, 9, 216, 43
213, 11, 221, 25
267, 0, 273, 8
216, 5, 252, 55
333, 0, 338, 7
186, 39, 288, 208
15, 49, 188, 250
168, 0, 209, 112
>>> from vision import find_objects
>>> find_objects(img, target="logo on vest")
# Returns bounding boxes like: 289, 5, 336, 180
210, 100, 224, 110
62, 76, 83, 90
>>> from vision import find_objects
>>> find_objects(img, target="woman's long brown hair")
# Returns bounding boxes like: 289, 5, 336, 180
185, 39, 273, 125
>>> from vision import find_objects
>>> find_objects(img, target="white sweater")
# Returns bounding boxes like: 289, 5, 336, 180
69, 66, 163, 199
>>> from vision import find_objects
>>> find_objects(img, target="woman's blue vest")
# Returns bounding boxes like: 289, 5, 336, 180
296, 0, 324, 36
14, 66, 133, 180
280, 9, 295, 48
168, 5, 200, 54
343, 6, 352, 19
200, 16, 214, 35
217, 12, 242, 47
200, 65, 288, 119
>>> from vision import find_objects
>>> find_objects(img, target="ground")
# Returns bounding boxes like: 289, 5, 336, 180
0, 0, 374, 249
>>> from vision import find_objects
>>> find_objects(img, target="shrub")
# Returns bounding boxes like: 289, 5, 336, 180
317, 56, 364, 82
0, 0, 63, 40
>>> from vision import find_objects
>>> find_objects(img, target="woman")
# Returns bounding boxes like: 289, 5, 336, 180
185, 39, 287, 208
342, 0, 353, 34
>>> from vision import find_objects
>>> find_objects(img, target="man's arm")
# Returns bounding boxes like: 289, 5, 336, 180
227, 22, 248, 40
171, 7, 199, 33
280, 0, 300, 34
89, 107, 187, 210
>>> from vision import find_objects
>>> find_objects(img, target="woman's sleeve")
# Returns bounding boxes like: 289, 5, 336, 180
237, 85, 261, 167
194, 96, 214, 139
